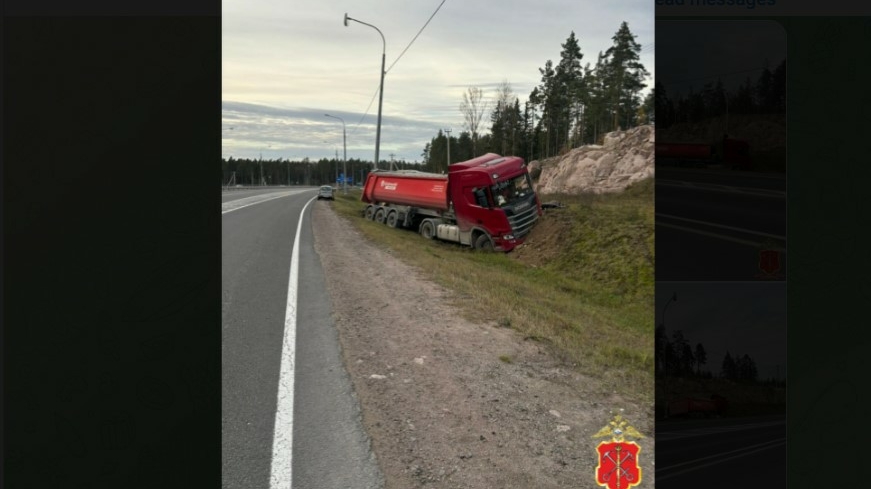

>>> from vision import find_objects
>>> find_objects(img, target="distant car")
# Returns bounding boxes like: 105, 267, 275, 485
317, 185, 334, 200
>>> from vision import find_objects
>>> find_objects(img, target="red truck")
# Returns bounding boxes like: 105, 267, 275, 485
360, 153, 541, 252
656, 136, 751, 170
667, 394, 728, 418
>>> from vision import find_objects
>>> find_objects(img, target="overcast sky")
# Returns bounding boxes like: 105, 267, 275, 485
222, 0, 653, 163
657, 282, 787, 381
657, 19, 786, 98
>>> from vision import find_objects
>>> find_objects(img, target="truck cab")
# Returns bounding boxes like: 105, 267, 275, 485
450, 155, 540, 251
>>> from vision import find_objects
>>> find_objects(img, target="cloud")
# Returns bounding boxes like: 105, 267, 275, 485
223, 0, 654, 161
222, 101, 443, 161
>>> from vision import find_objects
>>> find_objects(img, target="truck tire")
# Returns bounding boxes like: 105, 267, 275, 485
374, 207, 387, 224
364, 205, 376, 220
386, 211, 398, 228
474, 233, 493, 252
419, 220, 435, 240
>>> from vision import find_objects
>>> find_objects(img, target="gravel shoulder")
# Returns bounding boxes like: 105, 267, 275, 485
311, 202, 655, 488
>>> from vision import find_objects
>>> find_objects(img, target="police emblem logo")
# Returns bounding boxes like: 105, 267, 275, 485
593, 411, 644, 489
756, 238, 785, 279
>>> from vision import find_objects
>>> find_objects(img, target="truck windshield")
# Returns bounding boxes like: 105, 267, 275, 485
491, 174, 533, 207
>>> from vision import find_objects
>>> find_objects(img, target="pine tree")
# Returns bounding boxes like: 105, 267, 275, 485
554, 32, 586, 149
694, 343, 707, 376
722, 351, 736, 379
756, 64, 774, 113
489, 81, 518, 156
639, 90, 654, 125
584, 51, 610, 144
535, 59, 557, 157
681, 343, 695, 377
671, 330, 692, 377
601, 22, 649, 130
734, 77, 755, 114
772, 59, 786, 112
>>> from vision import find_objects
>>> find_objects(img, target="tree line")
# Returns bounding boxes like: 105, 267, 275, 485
221, 156, 415, 187
655, 324, 780, 385
421, 21, 652, 170
655, 58, 786, 129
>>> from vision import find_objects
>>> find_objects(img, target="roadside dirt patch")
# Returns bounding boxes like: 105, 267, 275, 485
311, 203, 654, 488
510, 208, 575, 267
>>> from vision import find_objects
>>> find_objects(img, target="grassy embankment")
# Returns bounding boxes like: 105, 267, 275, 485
327, 179, 654, 402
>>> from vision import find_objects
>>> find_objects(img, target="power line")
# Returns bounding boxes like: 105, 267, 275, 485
350, 0, 448, 135
386, 0, 447, 74
350, 85, 381, 135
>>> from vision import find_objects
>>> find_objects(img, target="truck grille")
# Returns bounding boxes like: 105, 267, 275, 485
506, 198, 539, 238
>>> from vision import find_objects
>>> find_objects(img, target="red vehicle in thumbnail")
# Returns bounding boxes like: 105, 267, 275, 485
656, 135, 751, 170
360, 153, 542, 252
667, 394, 728, 418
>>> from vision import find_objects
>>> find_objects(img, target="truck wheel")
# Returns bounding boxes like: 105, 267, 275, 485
419, 220, 435, 240
474, 234, 493, 252
386, 211, 398, 228
364, 205, 376, 220
374, 207, 387, 224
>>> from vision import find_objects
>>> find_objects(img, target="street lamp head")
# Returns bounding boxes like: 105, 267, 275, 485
343, 13, 349, 27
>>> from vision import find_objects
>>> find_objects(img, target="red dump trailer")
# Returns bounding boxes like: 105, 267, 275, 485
656, 137, 751, 170
656, 142, 714, 162
667, 394, 728, 418
361, 153, 541, 252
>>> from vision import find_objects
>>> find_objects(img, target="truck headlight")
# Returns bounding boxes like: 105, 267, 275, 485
503, 234, 515, 240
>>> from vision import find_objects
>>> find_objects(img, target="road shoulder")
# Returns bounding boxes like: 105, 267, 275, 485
311, 202, 655, 489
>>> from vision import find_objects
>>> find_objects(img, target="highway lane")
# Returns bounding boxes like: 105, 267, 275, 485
656, 415, 786, 488
657, 168, 786, 194
656, 168, 786, 281
222, 189, 382, 489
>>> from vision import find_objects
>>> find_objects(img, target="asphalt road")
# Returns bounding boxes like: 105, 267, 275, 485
656, 415, 787, 488
222, 188, 382, 489
656, 168, 787, 281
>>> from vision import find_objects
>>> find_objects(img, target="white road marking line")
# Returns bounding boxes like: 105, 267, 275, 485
657, 222, 787, 252
269, 196, 316, 489
222, 190, 310, 215
656, 179, 786, 198
657, 419, 786, 440
656, 213, 786, 241
656, 438, 786, 480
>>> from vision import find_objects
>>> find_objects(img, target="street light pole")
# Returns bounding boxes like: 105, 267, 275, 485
446, 130, 451, 170
344, 13, 385, 172
325, 113, 348, 194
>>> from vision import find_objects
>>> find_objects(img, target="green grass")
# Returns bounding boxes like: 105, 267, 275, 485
330, 182, 654, 403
